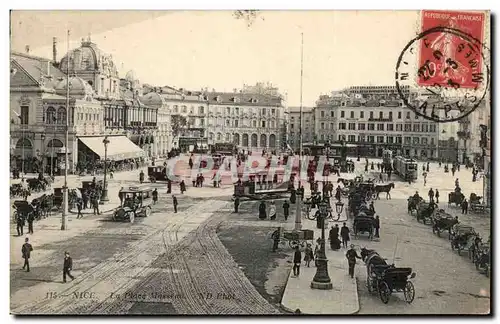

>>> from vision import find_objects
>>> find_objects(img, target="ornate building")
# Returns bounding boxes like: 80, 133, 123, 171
204, 91, 285, 151
141, 88, 172, 156
288, 106, 315, 151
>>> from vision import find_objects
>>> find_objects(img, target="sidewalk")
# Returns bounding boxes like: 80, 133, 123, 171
68, 202, 120, 215
280, 218, 359, 315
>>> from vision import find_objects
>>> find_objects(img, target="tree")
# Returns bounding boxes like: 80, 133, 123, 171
171, 115, 187, 139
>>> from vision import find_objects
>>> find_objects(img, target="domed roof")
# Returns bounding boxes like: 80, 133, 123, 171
125, 70, 138, 82
55, 76, 94, 99
59, 39, 119, 78
140, 92, 165, 107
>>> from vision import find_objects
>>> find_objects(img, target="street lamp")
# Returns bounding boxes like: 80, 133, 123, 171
335, 201, 344, 220
100, 136, 110, 204
40, 134, 46, 175
311, 201, 333, 290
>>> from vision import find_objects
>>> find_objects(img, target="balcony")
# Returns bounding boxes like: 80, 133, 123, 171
368, 117, 393, 122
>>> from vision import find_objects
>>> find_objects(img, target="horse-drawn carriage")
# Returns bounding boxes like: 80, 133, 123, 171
450, 224, 477, 255
431, 211, 459, 237
469, 193, 486, 213
373, 182, 395, 200
448, 191, 465, 207
357, 182, 376, 201
26, 177, 52, 192
113, 186, 153, 223
415, 201, 436, 224
473, 243, 490, 277
361, 248, 416, 304
353, 213, 375, 240
407, 196, 423, 216
148, 166, 170, 183
10, 183, 26, 198
12, 200, 35, 223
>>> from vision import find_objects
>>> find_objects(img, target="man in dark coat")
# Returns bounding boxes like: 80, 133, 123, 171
234, 197, 240, 213
335, 185, 342, 202
271, 227, 280, 252
340, 222, 350, 248
63, 251, 75, 283
461, 199, 469, 214
292, 246, 302, 277
16, 213, 25, 236
345, 244, 361, 278
435, 189, 440, 204
152, 189, 158, 205
27, 211, 35, 234
329, 225, 340, 250
167, 179, 172, 194
283, 200, 290, 221
76, 199, 83, 219
172, 195, 178, 213
428, 188, 435, 203
22, 237, 33, 272
290, 188, 296, 204
180, 180, 186, 194
374, 215, 380, 238
189, 157, 193, 169
258, 201, 267, 220
92, 195, 100, 215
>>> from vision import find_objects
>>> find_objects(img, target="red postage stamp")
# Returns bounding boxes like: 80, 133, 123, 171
418, 10, 485, 89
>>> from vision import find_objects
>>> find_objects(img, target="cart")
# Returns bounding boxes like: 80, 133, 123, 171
281, 229, 314, 248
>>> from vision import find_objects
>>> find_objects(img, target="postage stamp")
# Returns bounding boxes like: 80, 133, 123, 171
395, 10, 490, 123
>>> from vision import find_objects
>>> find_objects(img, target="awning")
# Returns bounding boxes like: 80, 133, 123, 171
79, 136, 145, 161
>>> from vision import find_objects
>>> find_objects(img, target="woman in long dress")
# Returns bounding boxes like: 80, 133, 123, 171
258, 200, 267, 220
269, 200, 277, 220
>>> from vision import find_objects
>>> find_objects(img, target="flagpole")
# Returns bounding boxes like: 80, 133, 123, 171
61, 29, 70, 230
295, 32, 304, 232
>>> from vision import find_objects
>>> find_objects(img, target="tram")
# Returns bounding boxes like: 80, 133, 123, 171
393, 156, 418, 181
382, 149, 393, 171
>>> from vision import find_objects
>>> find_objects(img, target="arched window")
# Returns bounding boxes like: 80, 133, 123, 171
57, 107, 66, 124
217, 133, 222, 141
46, 106, 56, 124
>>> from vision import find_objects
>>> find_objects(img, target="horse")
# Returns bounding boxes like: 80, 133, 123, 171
374, 182, 395, 200
360, 247, 390, 277
337, 178, 354, 187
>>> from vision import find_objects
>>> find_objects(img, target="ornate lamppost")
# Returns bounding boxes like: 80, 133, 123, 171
100, 136, 110, 204
40, 134, 46, 175
311, 201, 333, 290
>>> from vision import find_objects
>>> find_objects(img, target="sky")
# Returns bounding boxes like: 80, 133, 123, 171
11, 10, 423, 106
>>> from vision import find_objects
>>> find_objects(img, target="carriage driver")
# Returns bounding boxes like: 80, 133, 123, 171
412, 191, 421, 201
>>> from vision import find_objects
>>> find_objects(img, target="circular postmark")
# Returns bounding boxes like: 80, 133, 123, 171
395, 26, 490, 123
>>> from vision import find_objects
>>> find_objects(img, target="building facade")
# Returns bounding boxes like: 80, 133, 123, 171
288, 106, 315, 151
204, 91, 284, 151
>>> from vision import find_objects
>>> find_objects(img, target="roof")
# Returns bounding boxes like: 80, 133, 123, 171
11, 51, 66, 86
288, 106, 314, 113
204, 91, 282, 107
59, 40, 119, 78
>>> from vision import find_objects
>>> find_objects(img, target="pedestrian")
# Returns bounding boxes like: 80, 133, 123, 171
423, 171, 427, 186
82, 190, 89, 209
303, 244, 314, 267
428, 188, 434, 203
282, 200, 290, 221
22, 237, 33, 272
92, 195, 100, 215
374, 215, 380, 238
167, 179, 172, 194
269, 200, 277, 220
62, 251, 75, 283
290, 187, 296, 204
118, 188, 124, 206
152, 188, 158, 205
234, 196, 240, 213
271, 227, 280, 252
346, 244, 361, 279
76, 199, 83, 219
16, 213, 25, 236
292, 246, 302, 277
139, 170, 145, 184
27, 211, 34, 234
435, 189, 440, 204
340, 222, 350, 248
180, 180, 186, 194
258, 200, 267, 220
172, 195, 178, 213
461, 199, 469, 214
189, 157, 193, 169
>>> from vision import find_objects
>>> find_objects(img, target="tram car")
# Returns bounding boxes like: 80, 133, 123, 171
393, 156, 418, 181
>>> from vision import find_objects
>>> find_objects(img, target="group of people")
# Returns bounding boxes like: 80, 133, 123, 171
75, 178, 102, 218
259, 200, 291, 221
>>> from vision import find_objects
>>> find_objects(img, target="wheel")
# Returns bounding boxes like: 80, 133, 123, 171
306, 210, 316, 220
112, 212, 117, 221
367, 275, 375, 294
371, 192, 377, 200
404, 281, 415, 303
289, 240, 300, 249
145, 206, 152, 217
378, 281, 391, 304
436, 228, 441, 237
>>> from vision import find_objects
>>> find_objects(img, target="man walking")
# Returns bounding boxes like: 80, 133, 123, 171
27, 212, 35, 234
374, 215, 380, 238
282, 200, 290, 221
271, 227, 280, 252
345, 244, 361, 279
340, 222, 350, 248
234, 196, 240, 213
172, 195, 178, 213
152, 189, 158, 205
22, 237, 33, 272
435, 189, 440, 204
76, 199, 83, 219
461, 198, 469, 214
292, 246, 302, 277
16, 213, 25, 236
63, 251, 75, 283
92, 194, 100, 215
428, 188, 435, 203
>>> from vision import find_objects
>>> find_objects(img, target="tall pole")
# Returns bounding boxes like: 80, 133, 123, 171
61, 29, 70, 230
100, 136, 110, 203
295, 32, 304, 232
21, 127, 25, 179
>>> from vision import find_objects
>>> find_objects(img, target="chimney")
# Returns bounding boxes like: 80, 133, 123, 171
52, 37, 57, 62
25, 45, 30, 54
